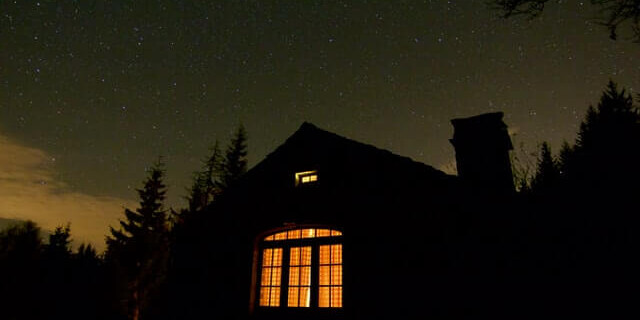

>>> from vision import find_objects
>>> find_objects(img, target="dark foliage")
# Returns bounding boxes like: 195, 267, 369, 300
492, 0, 640, 42
158, 125, 250, 319
0, 221, 108, 320
220, 124, 249, 191
106, 160, 170, 320
186, 141, 223, 213
530, 141, 560, 192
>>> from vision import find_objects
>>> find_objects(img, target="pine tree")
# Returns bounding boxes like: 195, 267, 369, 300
577, 81, 637, 151
45, 224, 72, 258
530, 142, 560, 192
187, 141, 223, 212
556, 141, 573, 177
220, 124, 248, 191
106, 160, 170, 320
571, 81, 639, 187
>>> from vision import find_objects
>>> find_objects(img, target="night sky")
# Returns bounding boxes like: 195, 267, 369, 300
1, 1, 638, 249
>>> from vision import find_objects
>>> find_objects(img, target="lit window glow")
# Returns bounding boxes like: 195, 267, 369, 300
318, 244, 343, 308
264, 228, 342, 241
258, 228, 343, 309
295, 170, 318, 186
288, 246, 312, 307
259, 248, 282, 307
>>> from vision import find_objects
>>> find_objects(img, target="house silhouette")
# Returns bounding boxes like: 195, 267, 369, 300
176, 111, 633, 319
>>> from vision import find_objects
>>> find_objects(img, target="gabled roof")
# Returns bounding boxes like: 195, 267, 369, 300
242, 122, 452, 185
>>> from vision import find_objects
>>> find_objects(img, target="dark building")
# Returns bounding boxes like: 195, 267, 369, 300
180, 111, 630, 319
188, 112, 526, 320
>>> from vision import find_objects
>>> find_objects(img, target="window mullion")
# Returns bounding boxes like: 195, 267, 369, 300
310, 243, 320, 308
280, 245, 290, 309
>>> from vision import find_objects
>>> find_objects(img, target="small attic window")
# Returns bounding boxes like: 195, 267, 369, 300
295, 170, 318, 186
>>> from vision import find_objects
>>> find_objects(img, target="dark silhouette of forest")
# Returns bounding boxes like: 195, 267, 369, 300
1, 82, 639, 319
0, 125, 248, 320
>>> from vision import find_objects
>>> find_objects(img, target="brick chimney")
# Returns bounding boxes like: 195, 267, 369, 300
450, 112, 514, 193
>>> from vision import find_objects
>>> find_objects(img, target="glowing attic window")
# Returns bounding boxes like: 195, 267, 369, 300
295, 170, 318, 186
258, 228, 343, 309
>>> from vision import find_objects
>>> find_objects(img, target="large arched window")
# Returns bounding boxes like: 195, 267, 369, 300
257, 228, 343, 309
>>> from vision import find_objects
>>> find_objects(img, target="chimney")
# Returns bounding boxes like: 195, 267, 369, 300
450, 112, 514, 193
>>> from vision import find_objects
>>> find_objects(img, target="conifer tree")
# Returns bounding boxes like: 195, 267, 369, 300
577, 80, 637, 151
187, 141, 223, 212
45, 224, 72, 258
530, 142, 560, 192
571, 81, 639, 187
556, 141, 573, 177
106, 160, 170, 320
220, 124, 248, 191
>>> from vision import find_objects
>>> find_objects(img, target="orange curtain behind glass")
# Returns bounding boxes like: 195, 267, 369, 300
259, 248, 282, 307
287, 246, 312, 307
318, 244, 342, 308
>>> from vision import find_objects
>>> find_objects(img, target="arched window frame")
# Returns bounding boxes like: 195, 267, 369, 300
251, 226, 344, 313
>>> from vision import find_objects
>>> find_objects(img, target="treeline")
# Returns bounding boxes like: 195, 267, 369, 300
0, 125, 248, 320
506, 81, 640, 310
522, 80, 640, 195
0, 222, 104, 319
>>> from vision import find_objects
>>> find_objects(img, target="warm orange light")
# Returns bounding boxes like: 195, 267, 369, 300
319, 244, 342, 308
302, 228, 315, 238
288, 246, 312, 307
259, 248, 282, 307
295, 170, 318, 186
264, 228, 342, 241
259, 228, 343, 309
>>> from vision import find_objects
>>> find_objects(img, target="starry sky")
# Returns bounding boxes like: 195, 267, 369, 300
1, 0, 638, 249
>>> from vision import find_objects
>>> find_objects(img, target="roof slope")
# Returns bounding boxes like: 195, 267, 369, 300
242, 122, 453, 188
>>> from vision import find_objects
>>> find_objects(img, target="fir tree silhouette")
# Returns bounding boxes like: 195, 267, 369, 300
220, 124, 248, 191
530, 142, 560, 192
106, 160, 170, 320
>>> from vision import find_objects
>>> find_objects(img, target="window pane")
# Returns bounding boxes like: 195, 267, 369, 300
318, 287, 330, 308
259, 287, 270, 306
288, 287, 299, 307
271, 267, 281, 286
331, 287, 343, 307
270, 287, 280, 307
299, 287, 311, 307
319, 245, 330, 265
262, 248, 272, 266
259, 228, 342, 309
288, 229, 301, 239
331, 245, 342, 264
301, 229, 315, 238
300, 266, 311, 286
301, 246, 312, 265
289, 247, 300, 266
319, 266, 330, 285
261, 267, 272, 286
272, 248, 282, 266
331, 265, 342, 285
288, 267, 299, 286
